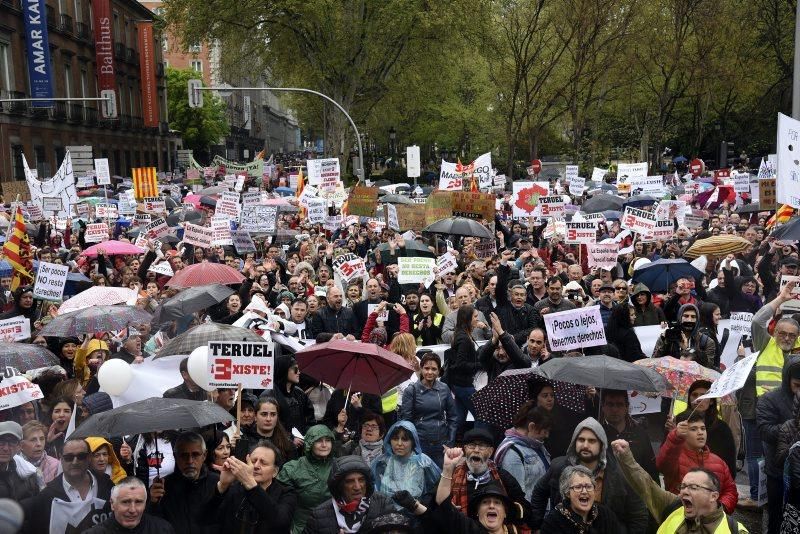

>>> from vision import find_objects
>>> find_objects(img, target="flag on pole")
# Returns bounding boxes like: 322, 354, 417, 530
2, 207, 33, 290
296, 168, 306, 217
470, 174, 479, 192
131, 167, 158, 199
767, 204, 794, 228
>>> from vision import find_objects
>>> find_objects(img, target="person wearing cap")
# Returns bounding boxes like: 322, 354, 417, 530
19, 421, 60, 486
594, 281, 616, 329
757, 237, 800, 302
0, 421, 39, 501
443, 428, 531, 529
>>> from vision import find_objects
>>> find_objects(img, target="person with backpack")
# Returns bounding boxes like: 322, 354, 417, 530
652, 303, 716, 369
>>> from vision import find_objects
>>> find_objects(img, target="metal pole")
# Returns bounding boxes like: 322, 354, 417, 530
200, 86, 364, 182
0, 97, 110, 102
794, 0, 800, 118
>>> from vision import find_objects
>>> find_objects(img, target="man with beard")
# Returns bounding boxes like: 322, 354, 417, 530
443, 428, 531, 530
600, 390, 658, 481
530, 417, 647, 533
311, 286, 359, 339
531, 277, 576, 330
353, 278, 400, 338
612, 441, 747, 533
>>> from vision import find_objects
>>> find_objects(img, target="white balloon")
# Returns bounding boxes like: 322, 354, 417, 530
187, 346, 214, 391
632, 257, 651, 271
98, 359, 133, 396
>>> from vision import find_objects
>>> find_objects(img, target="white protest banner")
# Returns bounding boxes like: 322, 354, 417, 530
439, 160, 466, 191
512, 181, 549, 218
398, 257, 436, 285
148, 262, 174, 277
183, 222, 214, 248
537, 196, 565, 218
776, 113, 800, 209
324, 214, 343, 232
733, 172, 750, 194
565, 222, 597, 245
212, 217, 233, 246
143, 197, 166, 213
643, 220, 673, 242
94, 158, 111, 185
307, 158, 341, 191
0, 375, 44, 411
435, 252, 459, 276
730, 312, 754, 335
42, 197, 62, 212
216, 191, 241, 218
628, 391, 662, 415
591, 167, 608, 183
696, 354, 758, 400
233, 230, 257, 254
133, 214, 151, 227
569, 176, 586, 197
235, 174, 246, 192
586, 247, 619, 270
565, 165, 579, 182
26, 203, 43, 220
629, 175, 663, 196
494, 174, 507, 189
0, 316, 31, 341
385, 203, 400, 231
206, 340, 275, 389
241, 191, 267, 206
297, 185, 320, 208
617, 162, 648, 181
654, 200, 686, 221
239, 205, 278, 233
76, 174, 95, 188
33, 261, 68, 301
332, 253, 367, 282
143, 217, 170, 239
780, 275, 800, 300
307, 200, 327, 224
621, 206, 657, 236
473, 239, 497, 259
84, 223, 109, 243
543, 305, 606, 351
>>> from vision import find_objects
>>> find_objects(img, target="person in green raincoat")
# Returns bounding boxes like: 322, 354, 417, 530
277, 424, 335, 534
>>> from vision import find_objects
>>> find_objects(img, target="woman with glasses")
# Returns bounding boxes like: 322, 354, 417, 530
540, 465, 621, 533
613, 282, 629, 305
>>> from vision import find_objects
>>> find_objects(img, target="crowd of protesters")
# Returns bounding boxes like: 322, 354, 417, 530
0, 158, 798, 534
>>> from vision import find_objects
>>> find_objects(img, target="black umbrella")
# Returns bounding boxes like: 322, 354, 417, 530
373, 240, 435, 264
163, 196, 178, 210
166, 208, 205, 226
155, 323, 266, 358
379, 194, 414, 205
535, 355, 670, 392
153, 284, 235, 323
581, 194, 626, 213
623, 194, 659, 208
200, 196, 217, 208
771, 217, 800, 241
422, 216, 493, 239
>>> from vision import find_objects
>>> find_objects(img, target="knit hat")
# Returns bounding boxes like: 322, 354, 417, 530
82, 392, 113, 415
278, 290, 295, 301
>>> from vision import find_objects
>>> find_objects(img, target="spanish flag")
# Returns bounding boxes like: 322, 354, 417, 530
767, 204, 794, 229
2, 207, 33, 290
131, 167, 158, 200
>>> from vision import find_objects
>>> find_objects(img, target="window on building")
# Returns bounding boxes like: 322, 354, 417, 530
189, 42, 201, 53
162, 36, 168, 53
0, 40, 12, 92
55, 147, 66, 169
113, 13, 120, 43
12, 145, 24, 181
129, 83, 135, 117
64, 63, 71, 97
191, 60, 202, 73
58, 0, 67, 16
73, 0, 82, 23
34, 145, 49, 178
88, 0, 93, 31
80, 68, 87, 98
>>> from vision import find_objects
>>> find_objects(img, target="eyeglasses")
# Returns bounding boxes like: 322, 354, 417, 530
289, 366, 299, 372
464, 443, 492, 451
569, 484, 595, 493
679, 483, 715, 492
362, 424, 380, 431
62, 452, 89, 462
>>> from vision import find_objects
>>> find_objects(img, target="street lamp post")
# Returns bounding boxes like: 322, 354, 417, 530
389, 127, 397, 157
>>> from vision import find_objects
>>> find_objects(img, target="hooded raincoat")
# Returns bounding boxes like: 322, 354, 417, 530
277, 424, 335, 534
631, 283, 666, 327
85, 437, 127, 484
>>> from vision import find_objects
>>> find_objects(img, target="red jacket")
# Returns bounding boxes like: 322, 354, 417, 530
656, 429, 738, 514
360, 310, 410, 347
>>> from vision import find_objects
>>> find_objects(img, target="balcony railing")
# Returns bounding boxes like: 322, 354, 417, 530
49, 102, 67, 121
66, 103, 83, 123
46, 5, 56, 28
0, 90, 27, 115
76, 22, 90, 41
60, 14, 73, 34
114, 42, 125, 58
83, 106, 98, 126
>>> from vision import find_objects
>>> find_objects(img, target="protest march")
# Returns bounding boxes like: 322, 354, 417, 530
2, 122, 800, 534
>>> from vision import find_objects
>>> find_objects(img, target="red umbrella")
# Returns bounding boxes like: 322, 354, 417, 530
165, 261, 245, 288
81, 240, 145, 258
295, 339, 415, 395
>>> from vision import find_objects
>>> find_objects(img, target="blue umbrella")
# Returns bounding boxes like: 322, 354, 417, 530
631, 259, 703, 293
0, 260, 11, 278
64, 272, 93, 296
623, 194, 659, 208
275, 187, 294, 197
672, 156, 688, 163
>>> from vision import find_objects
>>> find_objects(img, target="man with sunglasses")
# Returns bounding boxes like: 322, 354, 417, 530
21, 438, 113, 533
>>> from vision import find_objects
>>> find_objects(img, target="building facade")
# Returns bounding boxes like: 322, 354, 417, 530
0, 0, 180, 184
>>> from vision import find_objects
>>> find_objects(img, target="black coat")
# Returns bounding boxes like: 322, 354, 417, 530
602, 418, 658, 481
149, 466, 220, 534
21, 472, 114, 534
541, 501, 621, 534
495, 264, 537, 347
84, 514, 176, 534
478, 331, 532, 383
310, 305, 359, 338
0, 458, 39, 502
757, 356, 800, 476
205, 480, 297, 534
448, 330, 479, 387
301, 492, 394, 534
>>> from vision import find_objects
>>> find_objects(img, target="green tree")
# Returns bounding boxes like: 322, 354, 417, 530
166, 67, 229, 151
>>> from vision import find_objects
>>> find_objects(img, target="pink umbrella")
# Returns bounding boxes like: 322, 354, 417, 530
183, 194, 202, 208
59, 286, 138, 314
165, 261, 245, 288
81, 241, 145, 258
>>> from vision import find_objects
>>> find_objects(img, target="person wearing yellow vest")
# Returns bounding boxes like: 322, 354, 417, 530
611, 439, 748, 533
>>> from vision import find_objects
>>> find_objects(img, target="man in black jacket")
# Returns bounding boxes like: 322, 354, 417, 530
85, 477, 174, 534
478, 312, 532, 383
303, 455, 393, 533
311, 286, 359, 339
163, 358, 207, 401
352, 277, 400, 338
495, 251, 536, 348
0, 422, 38, 502
149, 432, 219, 534
600, 390, 658, 481
22, 438, 114, 533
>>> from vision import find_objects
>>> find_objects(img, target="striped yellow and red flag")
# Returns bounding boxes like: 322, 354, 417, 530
2, 207, 33, 290
131, 167, 158, 200
470, 174, 479, 192
766, 204, 794, 229
296, 168, 305, 217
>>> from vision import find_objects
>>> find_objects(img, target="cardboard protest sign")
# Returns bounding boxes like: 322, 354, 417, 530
0, 375, 44, 411
183, 223, 214, 248
398, 257, 436, 285
94, 158, 111, 185
95, 203, 118, 219
569, 176, 586, 197
617, 162, 648, 181
473, 240, 497, 259
396, 205, 426, 231
543, 305, 607, 351
591, 168, 608, 183
324, 214, 343, 232
134, 214, 151, 227
212, 217, 233, 246
239, 205, 278, 233
425, 191, 453, 226
0, 316, 31, 341
241, 191, 267, 206
654, 200, 685, 221
760, 178, 776, 210
307, 200, 327, 224
148, 262, 174, 277
435, 252, 458, 276
206, 341, 275, 389
565, 222, 597, 245
696, 354, 758, 400
84, 223, 109, 243
347, 186, 379, 217
621, 206, 657, 236
452, 191, 495, 222
565, 165, 579, 182
629, 176, 663, 196
42, 197, 63, 212
628, 391, 662, 415
33, 261, 68, 301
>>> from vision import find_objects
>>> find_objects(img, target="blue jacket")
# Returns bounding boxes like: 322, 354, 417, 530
399, 379, 458, 446
494, 430, 551, 503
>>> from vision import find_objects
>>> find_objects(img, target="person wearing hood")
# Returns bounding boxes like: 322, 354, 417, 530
73, 338, 111, 392
262, 355, 315, 437
86, 437, 127, 484
370, 421, 441, 517
606, 304, 645, 363
302, 454, 394, 534
652, 303, 716, 369
529, 417, 647, 533
0, 285, 35, 320
277, 424, 335, 534
757, 354, 800, 534
494, 401, 552, 503
721, 255, 763, 314
655, 411, 738, 514
631, 283, 666, 327
0, 422, 39, 502
611, 440, 748, 534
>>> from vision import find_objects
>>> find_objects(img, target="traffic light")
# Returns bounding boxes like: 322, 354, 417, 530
719, 140, 735, 168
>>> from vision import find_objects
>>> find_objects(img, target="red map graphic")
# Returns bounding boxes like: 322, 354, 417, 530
514, 183, 549, 213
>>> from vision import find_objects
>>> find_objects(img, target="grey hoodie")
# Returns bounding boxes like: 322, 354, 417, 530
565, 417, 608, 474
